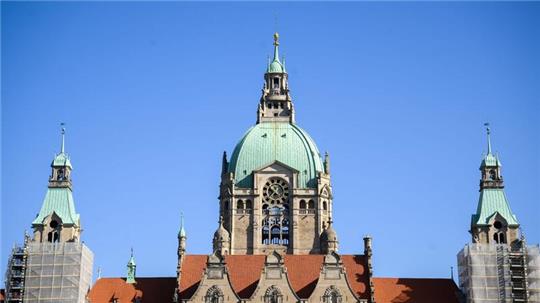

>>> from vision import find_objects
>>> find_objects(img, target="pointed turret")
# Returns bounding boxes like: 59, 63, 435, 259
178, 212, 187, 255
126, 248, 136, 284
324, 152, 331, 175
212, 216, 230, 256
258, 32, 294, 124
320, 218, 339, 254
32, 125, 81, 243
470, 124, 519, 245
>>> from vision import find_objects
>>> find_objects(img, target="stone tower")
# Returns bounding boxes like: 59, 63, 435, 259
457, 124, 540, 303
217, 33, 334, 255
470, 124, 520, 245
32, 126, 82, 243
4, 125, 94, 303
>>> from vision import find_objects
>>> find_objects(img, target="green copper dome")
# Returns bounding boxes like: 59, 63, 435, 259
228, 122, 325, 188
267, 60, 285, 73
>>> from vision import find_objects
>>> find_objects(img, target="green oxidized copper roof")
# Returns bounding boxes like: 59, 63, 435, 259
52, 152, 72, 168
228, 122, 324, 188
473, 188, 519, 226
32, 187, 80, 225
267, 32, 286, 74
480, 153, 501, 168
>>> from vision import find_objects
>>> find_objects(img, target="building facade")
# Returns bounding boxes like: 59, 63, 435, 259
217, 33, 333, 256
457, 125, 540, 303
4, 128, 94, 303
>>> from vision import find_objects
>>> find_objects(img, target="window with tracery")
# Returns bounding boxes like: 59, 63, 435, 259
323, 286, 342, 303
262, 178, 290, 246
205, 286, 223, 303
264, 286, 282, 303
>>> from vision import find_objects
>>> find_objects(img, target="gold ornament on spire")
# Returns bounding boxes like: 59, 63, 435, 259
273, 32, 279, 46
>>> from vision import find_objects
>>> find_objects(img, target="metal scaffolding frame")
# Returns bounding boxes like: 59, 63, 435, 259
458, 243, 540, 303
21, 242, 93, 303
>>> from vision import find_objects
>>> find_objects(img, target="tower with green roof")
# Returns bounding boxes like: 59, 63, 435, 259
126, 249, 137, 284
218, 33, 335, 255
5, 125, 94, 303
470, 124, 519, 245
457, 124, 540, 303
32, 125, 82, 243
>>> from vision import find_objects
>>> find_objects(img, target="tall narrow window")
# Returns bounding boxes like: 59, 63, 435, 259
237, 200, 244, 209
273, 78, 280, 89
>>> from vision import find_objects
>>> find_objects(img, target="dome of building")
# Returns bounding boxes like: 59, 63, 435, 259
213, 220, 230, 242
267, 60, 285, 73
228, 122, 325, 189
320, 222, 338, 243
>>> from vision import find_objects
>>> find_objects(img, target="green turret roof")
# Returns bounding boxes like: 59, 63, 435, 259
228, 122, 324, 188
267, 32, 286, 74
473, 124, 518, 227
32, 187, 80, 225
126, 249, 136, 284
178, 213, 186, 238
52, 152, 72, 168
472, 188, 518, 226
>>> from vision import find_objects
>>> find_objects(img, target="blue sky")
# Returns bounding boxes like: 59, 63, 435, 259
2, 2, 539, 280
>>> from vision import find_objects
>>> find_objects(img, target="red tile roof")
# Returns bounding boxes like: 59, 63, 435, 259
86, 259, 462, 303
87, 277, 176, 303
373, 277, 462, 303
0, 289, 5, 302
179, 254, 370, 300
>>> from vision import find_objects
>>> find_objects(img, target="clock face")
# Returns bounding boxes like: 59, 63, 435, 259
263, 178, 289, 204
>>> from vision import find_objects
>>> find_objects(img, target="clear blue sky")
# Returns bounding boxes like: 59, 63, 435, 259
2, 2, 539, 280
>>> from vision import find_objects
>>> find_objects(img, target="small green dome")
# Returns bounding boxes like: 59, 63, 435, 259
228, 122, 324, 188
267, 60, 285, 73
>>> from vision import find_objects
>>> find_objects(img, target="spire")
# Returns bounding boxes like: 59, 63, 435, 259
221, 151, 228, 175
273, 32, 280, 63
179, 212, 186, 238
324, 152, 331, 175
60, 123, 66, 154
484, 122, 492, 155
126, 248, 136, 284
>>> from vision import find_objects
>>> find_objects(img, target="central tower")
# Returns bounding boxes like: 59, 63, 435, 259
216, 33, 334, 255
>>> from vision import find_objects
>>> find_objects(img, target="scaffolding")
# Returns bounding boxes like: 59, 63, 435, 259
4, 244, 28, 303
22, 242, 93, 303
458, 243, 540, 303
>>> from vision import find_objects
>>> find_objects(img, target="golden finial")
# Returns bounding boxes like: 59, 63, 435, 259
273, 32, 279, 46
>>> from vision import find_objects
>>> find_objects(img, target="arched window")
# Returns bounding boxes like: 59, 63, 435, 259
205, 286, 223, 303
245, 199, 252, 209
324, 286, 342, 303
299, 200, 306, 209
261, 206, 289, 246
489, 169, 497, 180
237, 199, 244, 209
323, 201, 328, 211
493, 232, 506, 244
47, 231, 59, 243
265, 286, 282, 303
308, 200, 315, 209
57, 169, 65, 181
